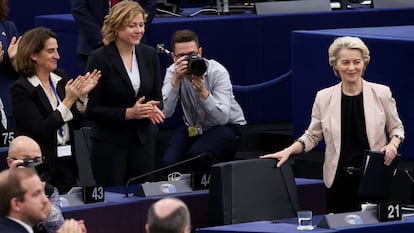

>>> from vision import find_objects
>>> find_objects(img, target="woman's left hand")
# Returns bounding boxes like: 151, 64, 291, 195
79, 69, 101, 98
381, 143, 398, 166
147, 104, 165, 124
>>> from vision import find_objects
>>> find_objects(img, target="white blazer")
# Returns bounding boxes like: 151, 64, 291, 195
299, 79, 404, 188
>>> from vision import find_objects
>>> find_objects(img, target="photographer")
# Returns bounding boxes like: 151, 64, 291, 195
161, 29, 246, 173
6, 136, 65, 233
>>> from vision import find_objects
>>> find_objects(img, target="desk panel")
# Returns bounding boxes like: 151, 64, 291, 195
62, 192, 142, 233
197, 221, 335, 233
196, 216, 414, 233
334, 215, 414, 233
31, 8, 414, 127
62, 178, 325, 233
291, 25, 414, 159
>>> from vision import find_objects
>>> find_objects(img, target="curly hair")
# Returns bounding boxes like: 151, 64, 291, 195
102, 1, 147, 43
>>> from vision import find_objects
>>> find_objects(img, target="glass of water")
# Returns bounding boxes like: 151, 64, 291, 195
297, 210, 314, 230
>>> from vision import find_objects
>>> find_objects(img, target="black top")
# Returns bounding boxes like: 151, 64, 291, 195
340, 92, 370, 167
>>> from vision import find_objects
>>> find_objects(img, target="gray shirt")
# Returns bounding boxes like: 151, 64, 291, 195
162, 59, 246, 130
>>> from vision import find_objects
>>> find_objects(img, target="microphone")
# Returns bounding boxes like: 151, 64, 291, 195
156, 44, 171, 55
124, 153, 207, 197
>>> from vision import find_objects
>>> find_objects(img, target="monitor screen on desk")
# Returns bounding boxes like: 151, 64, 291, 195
255, 0, 332, 15
157, 0, 181, 14
158, 0, 331, 16
373, 0, 414, 8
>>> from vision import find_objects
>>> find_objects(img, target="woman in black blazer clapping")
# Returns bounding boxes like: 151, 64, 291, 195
85, 1, 165, 186
11, 27, 101, 193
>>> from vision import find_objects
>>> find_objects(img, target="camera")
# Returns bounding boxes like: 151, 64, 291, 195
186, 53, 207, 76
19, 158, 40, 168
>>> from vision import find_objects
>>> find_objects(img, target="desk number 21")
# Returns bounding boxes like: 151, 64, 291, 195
387, 203, 401, 219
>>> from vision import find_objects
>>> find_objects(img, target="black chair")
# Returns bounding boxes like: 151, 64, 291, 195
208, 158, 300, 226
73, 127, 96, 186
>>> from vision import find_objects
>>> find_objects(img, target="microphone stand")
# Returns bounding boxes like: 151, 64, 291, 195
124, 154, 205, 197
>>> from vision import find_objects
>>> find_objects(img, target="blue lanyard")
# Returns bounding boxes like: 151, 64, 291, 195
49, 78, 64, 137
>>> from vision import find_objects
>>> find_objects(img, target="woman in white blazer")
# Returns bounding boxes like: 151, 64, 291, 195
261, 36, 404, 213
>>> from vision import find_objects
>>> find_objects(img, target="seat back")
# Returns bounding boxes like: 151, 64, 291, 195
208, 158, 300, 225
74, 127, 96, 186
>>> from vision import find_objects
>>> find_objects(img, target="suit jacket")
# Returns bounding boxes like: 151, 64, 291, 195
299, 79, 404, 188
0, 217, 30, 233
11, 70, 81, 189
85, 42, 162, 146
71, 0, 156, 56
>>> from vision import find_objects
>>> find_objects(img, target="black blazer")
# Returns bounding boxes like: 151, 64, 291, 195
11, 70, 81, 180
0, 217, 30, 233
85, 42, 162, 145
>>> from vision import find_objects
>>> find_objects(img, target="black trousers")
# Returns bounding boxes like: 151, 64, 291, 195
161, 124, 244, 174
326, 168, 363, 213
90, 139, 155, 187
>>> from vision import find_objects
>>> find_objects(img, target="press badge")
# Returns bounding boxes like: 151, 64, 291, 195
188, 125, 203, 137
57, 145, 72, 157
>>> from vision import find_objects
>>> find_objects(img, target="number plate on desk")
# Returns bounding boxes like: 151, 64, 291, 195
377, 202, 402, 222
191, 172, 211, 190
83, 186, 105, 204
1, 130, 14, 147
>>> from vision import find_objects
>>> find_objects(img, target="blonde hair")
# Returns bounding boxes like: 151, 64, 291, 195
102, 1, 147, 43
328, 36, 370, 77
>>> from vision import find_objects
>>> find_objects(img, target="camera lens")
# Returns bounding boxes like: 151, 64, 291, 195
187, 54, 207, 76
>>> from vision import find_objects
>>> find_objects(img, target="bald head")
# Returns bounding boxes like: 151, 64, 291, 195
153, 198, 188, 218
146, 198, 191, 233
7, 136, 42, 168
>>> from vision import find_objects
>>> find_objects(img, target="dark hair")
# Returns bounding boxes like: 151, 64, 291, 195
147, 199, 190, 233
171, 29, 200, 52
0, 0, 9, 21
0, 168, 37, 216
13, 27, 58, 77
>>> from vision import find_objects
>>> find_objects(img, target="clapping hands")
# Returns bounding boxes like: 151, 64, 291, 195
57, 219, 87, 233
63, 69, 101, 108
126, 96, 165, 124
